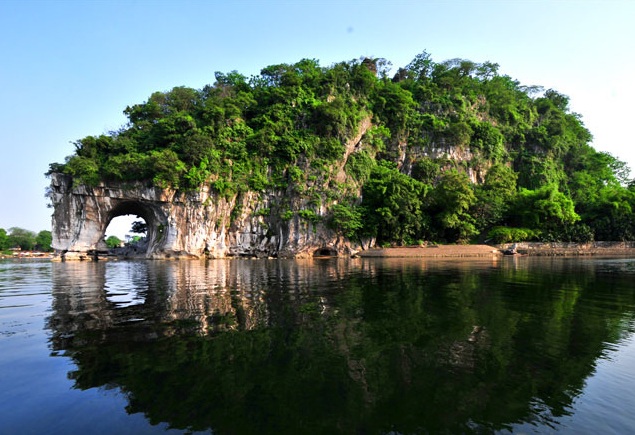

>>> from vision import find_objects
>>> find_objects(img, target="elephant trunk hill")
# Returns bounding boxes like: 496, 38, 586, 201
47, 53, 635, 260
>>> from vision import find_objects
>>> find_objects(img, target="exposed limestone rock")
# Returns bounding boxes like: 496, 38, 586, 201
48, 173, 358, 260
400, 138, 483, 184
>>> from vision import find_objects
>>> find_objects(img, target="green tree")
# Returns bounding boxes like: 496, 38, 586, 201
35, 230, 52, 252
361, 162, 428, 245
580, 186, 635, 241
105, 235, 122, 248
0, 228, 8, 250
509, 185, 580, 237
405, 50, 434, 81
427, 169, 478, 243
328, 204, 363, 238
7, 227, 36, 250
63, 155, 101, 186
473, 164, 518, 232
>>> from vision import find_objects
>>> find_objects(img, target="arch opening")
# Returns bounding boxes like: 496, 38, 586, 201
102, 201, 166, 257
105, 215, 147, 247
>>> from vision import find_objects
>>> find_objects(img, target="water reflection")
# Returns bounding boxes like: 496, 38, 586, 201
47, 258, 635, 434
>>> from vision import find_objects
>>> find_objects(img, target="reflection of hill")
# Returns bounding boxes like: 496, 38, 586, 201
47, 258, 635, 434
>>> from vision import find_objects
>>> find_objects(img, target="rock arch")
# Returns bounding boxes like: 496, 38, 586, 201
48, 173, 359, 260
49, 174, 171, 260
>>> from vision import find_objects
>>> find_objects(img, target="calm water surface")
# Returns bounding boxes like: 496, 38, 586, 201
1, 257, 634, 434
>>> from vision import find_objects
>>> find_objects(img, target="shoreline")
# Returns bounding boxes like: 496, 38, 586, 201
358, 245, 500, 258
0, 252, 54, 260
5, 242, 635, 261
358, 242, 635, 258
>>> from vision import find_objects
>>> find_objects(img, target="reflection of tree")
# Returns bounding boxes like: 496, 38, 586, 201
46, 258, 635, 434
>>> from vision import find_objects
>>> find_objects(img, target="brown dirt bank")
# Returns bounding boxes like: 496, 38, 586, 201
358, 242, 635, 258
358, 245, 501, 258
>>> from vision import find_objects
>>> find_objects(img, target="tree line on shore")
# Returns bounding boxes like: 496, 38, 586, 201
0, 227, 52, 252
48, 51, 635, 245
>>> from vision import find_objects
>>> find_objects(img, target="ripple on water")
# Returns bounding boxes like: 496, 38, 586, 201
0, 260, 53, 347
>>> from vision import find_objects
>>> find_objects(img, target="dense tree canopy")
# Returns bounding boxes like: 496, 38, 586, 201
48, 52, 635, 244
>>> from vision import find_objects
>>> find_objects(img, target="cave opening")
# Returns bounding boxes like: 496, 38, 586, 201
313, 247, 338, 257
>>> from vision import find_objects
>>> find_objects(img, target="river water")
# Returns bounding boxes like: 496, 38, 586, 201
1, 256, 634, 434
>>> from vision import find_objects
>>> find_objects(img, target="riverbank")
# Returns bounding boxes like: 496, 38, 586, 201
358, 242, 635, 258
358, 245, 501, 258
9, 242, 635, 261
500, 241, 635, 256
0, 251, 54, 259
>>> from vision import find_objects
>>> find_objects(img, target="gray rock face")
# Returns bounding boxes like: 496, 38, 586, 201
48, 173, 358, 260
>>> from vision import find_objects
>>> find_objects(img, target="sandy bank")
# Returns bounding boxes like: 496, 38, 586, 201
359, 245, 501, 258
358, 242, 635, 258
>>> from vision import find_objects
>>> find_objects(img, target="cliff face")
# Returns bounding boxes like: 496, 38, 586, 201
48, 172, 360, 260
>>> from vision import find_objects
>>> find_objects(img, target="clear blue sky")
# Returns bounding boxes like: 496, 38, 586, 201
1, 0, 634, 236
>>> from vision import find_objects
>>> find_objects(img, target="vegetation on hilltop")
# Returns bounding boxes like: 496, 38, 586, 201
48, 52, 635, 245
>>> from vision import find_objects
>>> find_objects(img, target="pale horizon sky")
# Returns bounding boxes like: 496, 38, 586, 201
1, 0, 634, 238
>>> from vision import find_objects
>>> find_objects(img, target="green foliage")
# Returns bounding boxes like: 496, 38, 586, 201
106, 235, 123, 248
0, 228, 9, 251
510, 185, 580, 231
473, 164, 518, 231
281, 210, 294, 221
405, 50, 434, 81
7, 227, 37, 251
148, 149, 186, 188
487, 227, 540, 244
411, 158, 441, 184
0, 228, 52, 252
446, 121, 473, 148
328, 204, 363, 238
373, 81, 417, 137
344, 150, 375, 182
575, 186, 635, 241
298, 209, 321, 223
63, 155, 101, 186
129, 235, 144, 244
248, 164, 270, 191
364, 125, 390, 151
427, 169, 478, 242
253, 207, 270, 217
361, 162, 429, 245
35, 230, 52, 252
469, 120, 506, 161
